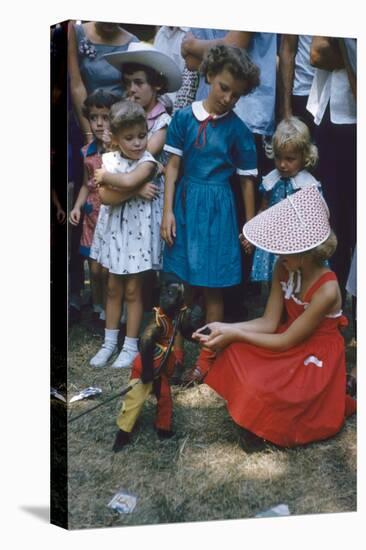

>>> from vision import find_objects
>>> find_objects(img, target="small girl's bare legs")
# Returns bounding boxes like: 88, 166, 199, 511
105, 273, 124, 329
124, 274, 144, 338
90, 272, 123, 367
89, 259, 108, 316
111, 274, 144, 369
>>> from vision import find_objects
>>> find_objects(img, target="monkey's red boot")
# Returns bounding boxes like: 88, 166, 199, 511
182, 347, 216, 385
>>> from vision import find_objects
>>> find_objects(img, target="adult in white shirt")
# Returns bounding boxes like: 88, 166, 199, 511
307, 36, 356, 302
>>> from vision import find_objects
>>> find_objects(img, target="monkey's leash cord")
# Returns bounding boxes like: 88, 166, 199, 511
68, 310, 185, 424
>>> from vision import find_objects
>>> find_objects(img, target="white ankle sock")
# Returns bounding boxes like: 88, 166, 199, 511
123, 336, 138, 352
104, 329, 119, 350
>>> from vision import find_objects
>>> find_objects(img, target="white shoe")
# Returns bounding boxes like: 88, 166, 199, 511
90, 344, 117, 368
111, 347, 138, 369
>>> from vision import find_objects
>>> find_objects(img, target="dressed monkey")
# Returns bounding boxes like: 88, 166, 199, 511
112, 277, 204, 452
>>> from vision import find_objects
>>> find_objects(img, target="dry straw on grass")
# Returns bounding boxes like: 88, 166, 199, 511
64, 295, 356, 530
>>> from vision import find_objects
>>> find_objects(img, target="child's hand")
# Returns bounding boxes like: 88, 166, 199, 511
160, 211, 176, 247
156, 162, 165, 177
138, 182, 159, 201
94, 168, 107, 186
193, 322, 238, 351
69, 207, 81, 226
239, 234, 253, 254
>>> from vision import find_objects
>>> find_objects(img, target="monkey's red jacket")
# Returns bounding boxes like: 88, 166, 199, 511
128, 307, 184, 431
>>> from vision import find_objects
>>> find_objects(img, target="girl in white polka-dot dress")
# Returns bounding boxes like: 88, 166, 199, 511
90, 100, 161, 369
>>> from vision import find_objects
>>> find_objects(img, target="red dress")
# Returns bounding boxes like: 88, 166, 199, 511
80, 142, 102, 257
205, 271, 356, 447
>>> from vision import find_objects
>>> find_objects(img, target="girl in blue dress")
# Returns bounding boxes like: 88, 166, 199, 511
161, 45, 259, 380
251, 117, 321, 283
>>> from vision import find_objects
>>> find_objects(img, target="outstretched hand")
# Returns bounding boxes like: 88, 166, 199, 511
192, 322, 240, 351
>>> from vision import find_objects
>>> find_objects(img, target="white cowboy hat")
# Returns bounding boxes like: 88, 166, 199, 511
243, 186, 331, 254
103, 42, 182, 93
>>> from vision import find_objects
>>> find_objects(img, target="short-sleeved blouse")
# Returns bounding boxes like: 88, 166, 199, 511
74, 23, 139, 95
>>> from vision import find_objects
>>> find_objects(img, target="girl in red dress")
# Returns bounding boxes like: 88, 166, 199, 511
193, 186, 356, 450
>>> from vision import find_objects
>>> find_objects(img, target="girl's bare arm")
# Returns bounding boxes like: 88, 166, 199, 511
98, 186, 135, 205
195, 261, 285, 343
147, 127, 167, 157
97, 161, 156, 191
239, 176, 256, 222
235, 281, 339, 351
200, 268, 339, 352
72, 167, 89, 209
160, 153, 181, 246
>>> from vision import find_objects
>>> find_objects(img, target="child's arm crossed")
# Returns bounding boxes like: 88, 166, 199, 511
95, 161, 156, 205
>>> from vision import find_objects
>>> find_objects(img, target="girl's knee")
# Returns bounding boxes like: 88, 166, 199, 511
124, 276, 143, 303
107, 274, 124, 300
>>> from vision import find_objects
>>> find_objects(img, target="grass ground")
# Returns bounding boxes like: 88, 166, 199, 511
63, 289, 356, 530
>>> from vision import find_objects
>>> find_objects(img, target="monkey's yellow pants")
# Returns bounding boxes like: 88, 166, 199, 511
116, 354, 174, 432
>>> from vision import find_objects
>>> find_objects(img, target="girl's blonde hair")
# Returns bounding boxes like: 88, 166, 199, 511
109, 99, 147, 135
306, 230, 338, 265
269, 117, 319, 169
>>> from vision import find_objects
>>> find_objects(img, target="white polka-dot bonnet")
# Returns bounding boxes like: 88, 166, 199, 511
243, 186, 331, 254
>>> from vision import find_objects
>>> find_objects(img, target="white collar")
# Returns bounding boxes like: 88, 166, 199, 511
191, 101, 230, 122
262, 169, 320, 191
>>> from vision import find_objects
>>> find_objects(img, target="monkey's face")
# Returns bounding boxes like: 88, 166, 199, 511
159, 283, 185, 317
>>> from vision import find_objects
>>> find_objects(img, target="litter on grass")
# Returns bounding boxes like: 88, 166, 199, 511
255, 504, 290, 518
107, 490, 137, 514
69, 387, 102, 403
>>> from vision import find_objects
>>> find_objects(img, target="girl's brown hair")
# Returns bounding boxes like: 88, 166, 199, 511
109, 99, 147, 135
200, 45, 260, 95
122, 62, 168, 95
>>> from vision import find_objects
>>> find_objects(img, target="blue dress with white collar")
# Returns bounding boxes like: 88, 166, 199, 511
251, 169, 321, 282
163, 101, 257, 287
